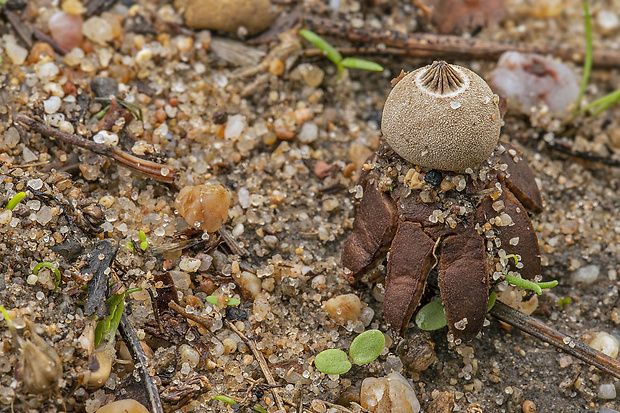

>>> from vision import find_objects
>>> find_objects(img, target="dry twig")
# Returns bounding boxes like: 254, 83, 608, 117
490, 300, 620, 379
15, 115, 179, 186
303, 16, 620, 68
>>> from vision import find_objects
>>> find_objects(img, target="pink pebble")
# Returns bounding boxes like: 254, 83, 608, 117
48, 11, 83, 51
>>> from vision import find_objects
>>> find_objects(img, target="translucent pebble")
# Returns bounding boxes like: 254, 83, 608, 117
298, 122, 319, 143
36, 206, 53, 225
26, 200, 41, 211
0, 210, 12, 225
175, 184, 231, 232
224, 114, 246, 139
598, 383, 617, 400
48, 11, 83, 51
179, 257, 201, 273
27, 274, 38, 285
361, 372, 420, 413
36, 291, 45, 300
95, 399, 149, 413
2, 127, 20, 148
23, 147, 38, 162
83, 17, 114, 45
237, 187, 251, 209
572, 265, 600, 284
450, 101, 461, 109
597, 10, 619, 32
179, 344, 200, 367
212, 73, 228, 88
64, 48, 85, 67
44, 96, 62, 114
490, 52, 579, 117
27, 178, 43, 190
587, 332, 619, 359
36, 62, 60, 81
4, 42, 28, 65
92, 131, 118, 146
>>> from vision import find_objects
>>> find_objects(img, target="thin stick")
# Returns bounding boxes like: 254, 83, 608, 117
15, 115, 179, 186
303, 16, 620, 68
118, 314, 165, 413
225, 320, 286, 412
490, 300, 620, 379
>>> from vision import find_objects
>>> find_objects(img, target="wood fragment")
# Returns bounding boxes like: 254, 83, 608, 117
2, 8, 33, 48
490, 300, 620, 379
32, 27, 69, 56
119, 313, 165, 413
83, 240, 118, 317
15, 115, 180, 186
303, 16, 620, 68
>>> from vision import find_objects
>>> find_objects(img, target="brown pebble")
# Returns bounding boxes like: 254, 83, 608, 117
522, 400, 537, 413
313, 160, 332, 179
200, 277, 217, 294
427, 391, 455, 413
62, 81, 77, 97
175, 184, 231, 232
27, 42, 55, 64
322, 294, 362, 324
183, 294, 203, 308
561, 220, 579, 235
269, 59, 284, 76
342, 163, 357, 178
399, 332, 437, 373
183, 0, 275, 36
212, 109, 228, 125
154, 108, 167, 123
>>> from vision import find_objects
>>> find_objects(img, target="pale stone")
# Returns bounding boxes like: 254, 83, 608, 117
361, 372, 421, 413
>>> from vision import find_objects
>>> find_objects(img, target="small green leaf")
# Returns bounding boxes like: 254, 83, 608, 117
227, 298, 241, 306
415, 300, 447, 331
0, 306, 15, 331
505, 275, 557, 295
139, 231, 147, 242
487, 291, 497, 312
349, 329, 385, 365
558, 297, 572, 306
212, 395, 237, 405
299, 29, 342, 66
6, 192, 26, 210
206, 296, 219, 306
314, 349, 351, 375
253, 406, 268, 413
340, 58, 383, 72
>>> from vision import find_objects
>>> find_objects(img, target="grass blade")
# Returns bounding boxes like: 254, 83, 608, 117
573, 1, 593, 116
340, 57, 383, 72
299, 29, 342, 66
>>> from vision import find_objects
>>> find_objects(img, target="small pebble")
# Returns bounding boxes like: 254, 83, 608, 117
175, 184, 231, 232
183, 0, 275, 35
587, 332, 619, 359
91, 77, 119, 97
522, 400, 537, 413
572, 265, 600, 284
44, 96, 62, 114
5, 42, 28, 65
598, 383, 617, 400
226, 306, 247, 321
83, 17, 114, 45
179, 257, 201, 273
95, 399, 149, 413
298, 122, 319, 143
48, 11, 83, 51
322, 294, 362, 325
360, 372, 420, 413
224, 114, 246, 139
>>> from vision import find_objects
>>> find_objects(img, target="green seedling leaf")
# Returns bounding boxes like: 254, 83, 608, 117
94, 288, 142, 347
299, 29, 343, 66
227, 298, 241, 306
6, 192, 26, 210
340, 57, 383, 72
558, 297, 572, 306
580, 89, 620, 116
415, 300, 447, 331
574, 0, 593, 116
253, 406, 268, 413
92, 105, 110, 120
349, 329, 385, 365
487, 291, 497, 312
0, 306, 15, 331
206, 296, 219, 306
505, 275, 558, 295
125, 241, 136, 252
314, 349, 351, 375
33, 262, 62, 292
212, 395, 237, 405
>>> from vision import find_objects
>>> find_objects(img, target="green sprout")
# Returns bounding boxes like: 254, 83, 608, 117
94, 287, 142, 347
0, 306, 15, 331
573, 1, 593, 117
299, 29, 383, 77
573, 1, 620, 117
206, 296, 240, 306
503, 254, 558, 295
314, 329, 385, 375
33, 262, 62, 292
211, 395, 237, 405
558, 296, 572, 306
6, 192, 26, 210
415, 291, 497, 331
138, 231, 148, 251
253, 406, 268, 413
92, 97, 143, 121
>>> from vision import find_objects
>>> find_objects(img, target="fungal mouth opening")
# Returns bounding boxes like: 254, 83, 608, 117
417, 61, 467, 96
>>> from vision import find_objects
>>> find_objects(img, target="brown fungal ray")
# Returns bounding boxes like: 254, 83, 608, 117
476, 190, 542, 280
496, 143, 543, 213
438, 228, 489, 342
341, 176, 398, 282
384, 222, 436, 334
